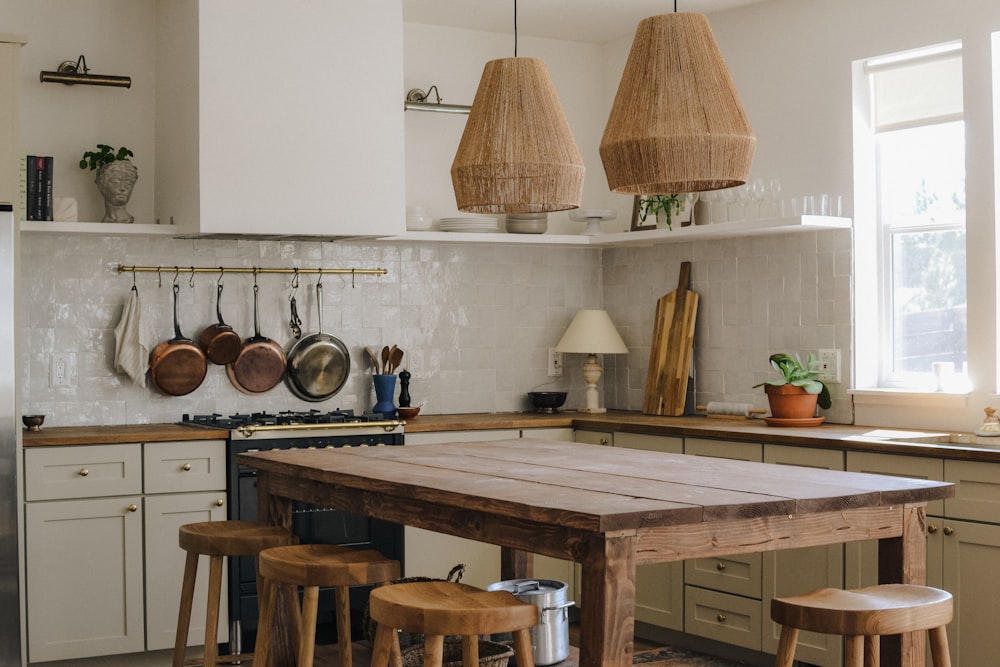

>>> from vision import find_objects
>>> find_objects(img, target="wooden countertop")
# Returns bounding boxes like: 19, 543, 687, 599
22, 410, 1000, 462
22, 423, 227, 446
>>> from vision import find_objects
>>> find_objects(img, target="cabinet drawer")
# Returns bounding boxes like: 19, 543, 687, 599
25, 444, 142, 501
144, 440, 226, 494
944, 459, 1000, 523
684, 586, 761, 651
684, 438, 762, 461
685, 554, 761, 599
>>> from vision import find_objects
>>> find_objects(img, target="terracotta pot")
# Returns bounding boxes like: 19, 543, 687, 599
764, 384, 819, 419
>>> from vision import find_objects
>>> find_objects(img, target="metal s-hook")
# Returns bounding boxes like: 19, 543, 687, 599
157, 266, 162, 289
172, 266, 180, 286
217, 267, 225, 286
291, 268, 300, 290
351, 268, 356, 289
189, 267, 196, 289
131, 268, 137, 292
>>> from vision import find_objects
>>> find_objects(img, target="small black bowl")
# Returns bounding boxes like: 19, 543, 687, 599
528, 391, 568, 413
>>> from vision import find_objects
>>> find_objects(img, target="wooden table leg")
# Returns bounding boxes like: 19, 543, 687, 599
256, 472, 297, 667
577, 533, 636, 667
878, 503, 929, 667
500, 547, 533, 581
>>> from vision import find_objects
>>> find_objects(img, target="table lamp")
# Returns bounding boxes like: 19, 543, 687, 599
555, 309, 629, 413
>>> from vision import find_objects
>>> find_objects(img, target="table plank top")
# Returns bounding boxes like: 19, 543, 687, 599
238, 438, 953, 534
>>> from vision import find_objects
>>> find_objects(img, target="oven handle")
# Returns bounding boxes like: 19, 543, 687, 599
235, 420, 404, 437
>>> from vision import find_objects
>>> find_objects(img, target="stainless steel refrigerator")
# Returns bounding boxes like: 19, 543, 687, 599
0, 202, 22, 664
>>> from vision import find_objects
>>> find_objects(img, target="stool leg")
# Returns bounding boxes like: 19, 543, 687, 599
773, 626, 798, 667
461, 634, 479, 667
173, 550, 199, 667
203, 554, 224, 667
335, 585, 352, 667
865, 635, 880, 667
255, 577, 277, 667
845, 635, 864, 667
299, 586, 319, 667
371, 623, 396, 667
928, 626, 952, 667
512, 628, 535, 667
424, 634, 445, 667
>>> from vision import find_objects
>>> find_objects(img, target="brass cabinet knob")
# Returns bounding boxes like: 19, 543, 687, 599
79, 468, 89, 477
600, 438, 610, 446
182, 463, 192, 471
127, 504, 138, 512
716, 614, 727, 623
215, 499, 224, 507
928, 524, 938, 534
716, 562, 727, 571
943, 526, 954, 536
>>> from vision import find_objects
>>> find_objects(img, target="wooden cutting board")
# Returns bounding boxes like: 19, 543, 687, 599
643, 262, 699, 416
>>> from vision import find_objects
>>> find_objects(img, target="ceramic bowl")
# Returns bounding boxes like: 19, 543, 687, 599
397, 406, 421, 420
528, 392, 567, 413
22, 415, 45, 431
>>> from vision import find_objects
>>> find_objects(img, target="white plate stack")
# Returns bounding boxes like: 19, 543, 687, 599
438, 217, 501, 233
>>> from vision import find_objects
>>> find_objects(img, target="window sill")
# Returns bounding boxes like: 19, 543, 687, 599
850, 388, 972, 409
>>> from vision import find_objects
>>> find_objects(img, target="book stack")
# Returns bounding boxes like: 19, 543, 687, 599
26, 155, 53, 221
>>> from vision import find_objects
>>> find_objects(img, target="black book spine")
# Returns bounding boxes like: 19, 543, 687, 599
25, 156, 38, 221
43, 156, 53, 221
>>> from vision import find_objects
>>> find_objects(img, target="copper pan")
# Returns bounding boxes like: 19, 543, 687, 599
227, 283, 286, 393
198, 281, 241, 365
149, 283, 208, 396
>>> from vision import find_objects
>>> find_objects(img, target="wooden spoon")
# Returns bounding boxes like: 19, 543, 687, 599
365, 347, 380, 373
381, 346, 390, 374
388, 346, 404, 374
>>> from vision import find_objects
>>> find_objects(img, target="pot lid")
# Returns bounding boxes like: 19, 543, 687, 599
487, 579, 566, 596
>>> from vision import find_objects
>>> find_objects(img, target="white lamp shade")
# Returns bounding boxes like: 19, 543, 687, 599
555, 309, 628, 354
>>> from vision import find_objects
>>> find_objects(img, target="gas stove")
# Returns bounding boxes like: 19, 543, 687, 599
180, 409, 403, 438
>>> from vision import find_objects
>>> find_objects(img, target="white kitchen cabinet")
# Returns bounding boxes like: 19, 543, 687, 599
23, 440, 227, 662
0, 35, 25, 212
574, 429, 613, 446
154, 0, 405, 238
614, 432, 684, 631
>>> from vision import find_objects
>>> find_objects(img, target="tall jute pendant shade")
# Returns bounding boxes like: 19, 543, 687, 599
451, 57, 585, 214
600, 13, 756, 194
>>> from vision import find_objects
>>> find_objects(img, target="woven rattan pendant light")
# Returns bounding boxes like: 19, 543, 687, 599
451, 2, 584, 214
600, 12, 755, 194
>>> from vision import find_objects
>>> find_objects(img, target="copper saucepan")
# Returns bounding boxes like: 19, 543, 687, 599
149, 283, 208, 396
198, 281, 242, 365
227, 283, 286, 393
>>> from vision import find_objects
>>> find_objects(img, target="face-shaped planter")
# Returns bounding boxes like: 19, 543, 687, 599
95, 160, 138, 223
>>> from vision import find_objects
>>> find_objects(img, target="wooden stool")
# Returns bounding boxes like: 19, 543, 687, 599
173, 520, 293, 667
771, 584, 953, 667
368, 580, 539, 667
254, 544, 400, 667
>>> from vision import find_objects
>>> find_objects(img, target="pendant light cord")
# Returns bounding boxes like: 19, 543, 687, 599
514, 0, 519, 56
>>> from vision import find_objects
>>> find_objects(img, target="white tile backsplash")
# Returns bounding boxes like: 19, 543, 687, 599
20, 228, 853, 426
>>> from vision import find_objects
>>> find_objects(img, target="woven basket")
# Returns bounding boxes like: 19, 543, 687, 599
401, 640, 514, 667
363, 564, 466, 645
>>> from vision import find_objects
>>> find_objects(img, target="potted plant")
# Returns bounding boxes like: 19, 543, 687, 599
79, 144, 137, 223
637, 194, 698, 229
753, 352, 832, 418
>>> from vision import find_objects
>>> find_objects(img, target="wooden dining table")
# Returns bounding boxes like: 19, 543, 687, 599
238, 438, 954, 667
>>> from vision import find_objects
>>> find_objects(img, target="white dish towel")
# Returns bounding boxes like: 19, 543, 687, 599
114, 287, 151, 387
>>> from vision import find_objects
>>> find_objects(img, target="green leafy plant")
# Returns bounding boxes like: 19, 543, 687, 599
753, 352, 832, 409
79, 144, 133, 171
638, 194, 682, 229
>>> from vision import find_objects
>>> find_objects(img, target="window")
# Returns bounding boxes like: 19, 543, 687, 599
857, 43, 967, 390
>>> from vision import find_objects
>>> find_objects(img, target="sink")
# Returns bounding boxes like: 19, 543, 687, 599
856, 429, 1000, 448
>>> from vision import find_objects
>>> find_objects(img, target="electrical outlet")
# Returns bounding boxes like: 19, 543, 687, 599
817, 348, 841, 384
547, 348, 564, 377
50, 353, 76, 387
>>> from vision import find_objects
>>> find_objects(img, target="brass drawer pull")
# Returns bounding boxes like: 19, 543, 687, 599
943, 526, 954, 536
79, 468, 89, 477
717, 614, 727, 623
716, 562, 727, 571
928, 524, 938, 534
182, 463, 192, 471
127, 504, 138, 512
215, 499, 224, 507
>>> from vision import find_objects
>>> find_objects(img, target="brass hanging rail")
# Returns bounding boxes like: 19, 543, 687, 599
116, 264, 387, 277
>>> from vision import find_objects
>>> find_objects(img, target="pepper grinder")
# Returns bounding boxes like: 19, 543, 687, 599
398, 369, 411, 407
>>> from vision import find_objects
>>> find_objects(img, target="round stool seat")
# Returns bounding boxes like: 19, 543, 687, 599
259, 543, 399, 587
255, 544, 400, 667
771, 584, 953, 667
369, 581, 539, 667
178, 519, 292, 556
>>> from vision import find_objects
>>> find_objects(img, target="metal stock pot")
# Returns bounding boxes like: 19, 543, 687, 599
487, 579, 573, 665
